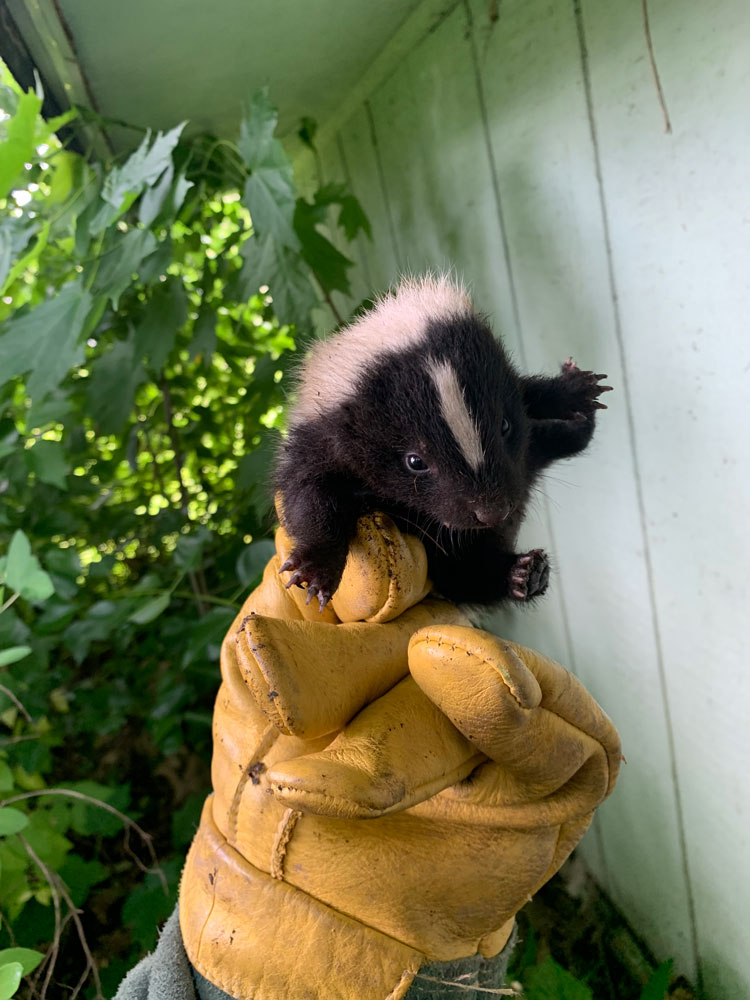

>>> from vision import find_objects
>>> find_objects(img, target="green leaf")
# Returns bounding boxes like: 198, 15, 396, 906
339, 194, 372, 241
134, 277, 187, 372
0, 761, 13, 792
524, 958, 593, 1000
0, 809, 28, 837
140, 166, 193, 229
236, 431, 278, 520
44, 107, 77, 135
138, 237, 172, 286
0, 88, 42, 198
0, 281, 92, 403
189, 305, 216, 367
47, 150, 78, 204
238, 234, 316, 330
57, 854, 107, 907
294, 198, 353, 295
24, 440, 68, 490
243, 157, 298, 249
0, 961, 22, 1000
0, 950, 42, 977
0, 217, 38, 292
174, 527, 211, 573
86, 337, 147, 434
0, 647, 32, 668
102, 122, 186, 210
181, 607, 235, 668
236, 539, 275, 587
92, 228, 158, 308
66, 780, 129, 837
128, 593, 170, 625
26, 392, 73, 430
138, 163, 174, 227
639, 960, 673, 1000
0, 221, 50, 297
238, 89, 279, 169
63, 599, 124, 663
239, 91, 298, 248
4, 532, 54, 602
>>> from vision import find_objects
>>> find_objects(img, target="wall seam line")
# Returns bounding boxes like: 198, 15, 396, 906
463, 0, 590, 863
364, 99, 403, 272
571, 0, 702, 989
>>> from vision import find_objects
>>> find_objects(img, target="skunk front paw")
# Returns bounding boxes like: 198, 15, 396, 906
279, 549, 343, 611
508, 549, 550, 601
560, 358, 612, 420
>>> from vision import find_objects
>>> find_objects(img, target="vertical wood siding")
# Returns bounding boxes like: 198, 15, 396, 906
299, 1, 750, 995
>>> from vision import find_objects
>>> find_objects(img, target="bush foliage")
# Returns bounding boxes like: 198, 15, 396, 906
0, 67, 369, 996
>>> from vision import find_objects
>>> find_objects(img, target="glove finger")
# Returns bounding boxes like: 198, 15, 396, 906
266, 676, 484, 819
235, 598, 466, 740
409, 625, 620, 800
331, 512, 431, 623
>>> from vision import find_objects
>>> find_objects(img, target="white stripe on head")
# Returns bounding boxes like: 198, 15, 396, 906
426, 358, 484, 471
291, 273, 473, 423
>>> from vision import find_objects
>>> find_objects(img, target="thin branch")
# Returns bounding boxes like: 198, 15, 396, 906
18, 836, 67, 1000
414, 974, 518, 995
0, 592, 20, 614
29, 838, 103, 999
311, 270, 345, 326
0, 683, 33, 722
1, 789, 167, 894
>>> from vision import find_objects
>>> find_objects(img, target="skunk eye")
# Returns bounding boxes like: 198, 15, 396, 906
405, 453, 429, 473
501, 417, 511, 437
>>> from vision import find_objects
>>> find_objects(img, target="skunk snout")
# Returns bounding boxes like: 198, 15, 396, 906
472, 503, 514, 527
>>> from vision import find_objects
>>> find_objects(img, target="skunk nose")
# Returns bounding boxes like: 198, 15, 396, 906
473, 504, 513, 527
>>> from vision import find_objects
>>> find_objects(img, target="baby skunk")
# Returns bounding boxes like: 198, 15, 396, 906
276, 275, 610, 610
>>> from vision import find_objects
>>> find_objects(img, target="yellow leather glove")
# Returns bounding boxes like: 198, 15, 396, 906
179, 513, 621, 1000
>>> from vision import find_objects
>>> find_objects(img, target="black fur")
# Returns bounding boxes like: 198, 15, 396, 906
275, 311, 610, 609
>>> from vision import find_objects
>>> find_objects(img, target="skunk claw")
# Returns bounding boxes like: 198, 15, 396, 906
305, 585, 318, 605
279, 557, 298, 574
508, 549, 549, 602
285, 571, 304, 589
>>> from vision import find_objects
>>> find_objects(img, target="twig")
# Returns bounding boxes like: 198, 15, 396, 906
0, 683, 33, 722
641, 0, 672, 133
37, 845, 103, 999
18, 836, 67, 1000
0, 592, 20, 614
414, 974, 518, 995
311, 270, 345, 326
0, 734, 41, 747
1, 788, 167, 894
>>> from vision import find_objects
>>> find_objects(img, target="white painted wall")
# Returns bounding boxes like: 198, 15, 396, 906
296, 1, 750, 996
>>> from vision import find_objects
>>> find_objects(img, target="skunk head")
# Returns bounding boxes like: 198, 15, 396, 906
291, 275, 532, 531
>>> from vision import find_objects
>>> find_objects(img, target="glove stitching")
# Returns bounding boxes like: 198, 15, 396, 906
270, 807, 302, 880
410, 635, 528, 710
